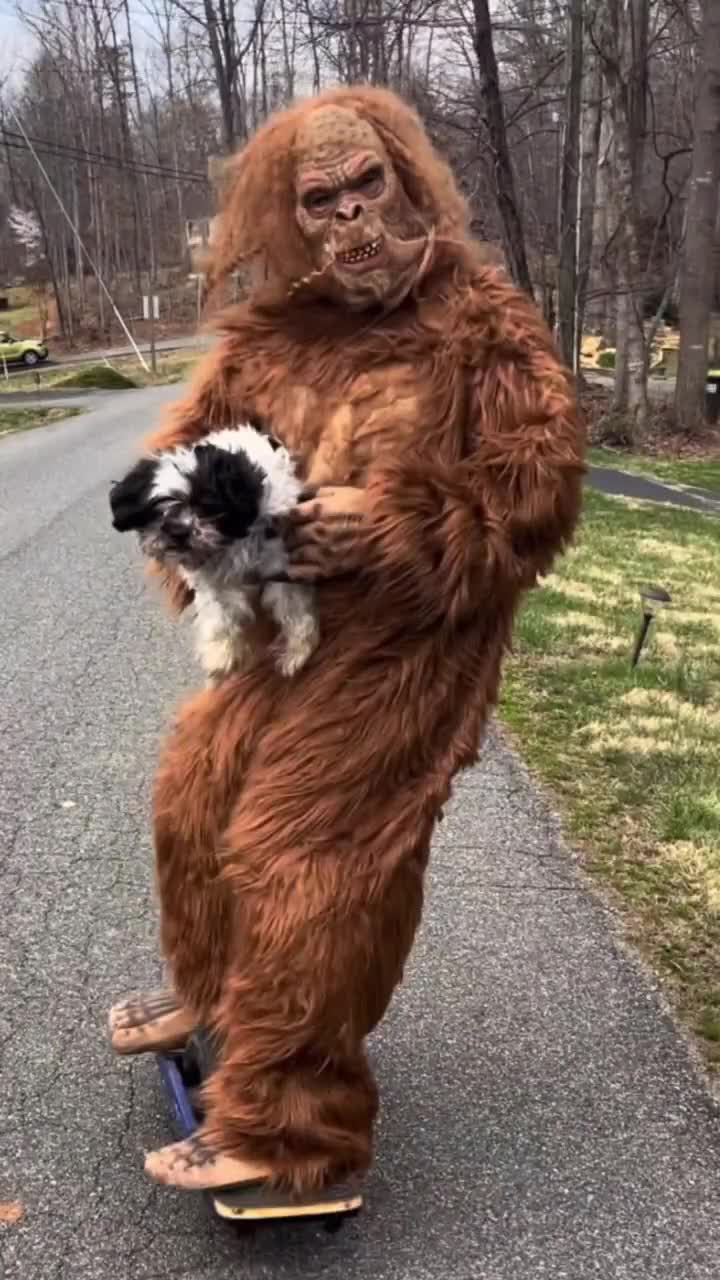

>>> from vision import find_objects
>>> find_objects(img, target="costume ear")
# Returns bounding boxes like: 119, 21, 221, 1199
110, 457, 159, 532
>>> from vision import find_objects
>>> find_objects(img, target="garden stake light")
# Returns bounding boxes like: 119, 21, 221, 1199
631, 585, 671, 668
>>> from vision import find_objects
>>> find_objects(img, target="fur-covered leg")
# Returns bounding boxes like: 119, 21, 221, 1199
187, 730, 431, 1193
152, 673, 280, 1017
192, 586, 254, 681
262, 582, 319, 677
199, 1039, 379, 1194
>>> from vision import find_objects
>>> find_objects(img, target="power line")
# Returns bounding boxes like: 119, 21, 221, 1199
2, 0, 270, 24
1, 127, 210, 184
5, 103, 149, 371
1, 133, 209, 185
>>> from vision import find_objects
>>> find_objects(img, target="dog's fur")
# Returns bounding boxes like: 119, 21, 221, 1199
110, 425, 318, 680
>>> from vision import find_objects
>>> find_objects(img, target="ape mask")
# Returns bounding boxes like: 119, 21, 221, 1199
204, 86, 468, 314
293, 106, 431, 311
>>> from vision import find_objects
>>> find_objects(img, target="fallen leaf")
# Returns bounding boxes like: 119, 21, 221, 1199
0, 1201, 24, 1224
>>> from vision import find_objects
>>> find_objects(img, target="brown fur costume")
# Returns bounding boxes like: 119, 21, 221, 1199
143, 86, 585, 1192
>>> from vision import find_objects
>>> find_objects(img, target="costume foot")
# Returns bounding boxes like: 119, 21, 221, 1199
144, 1134, 272, 1191
108, 988, 195, 1055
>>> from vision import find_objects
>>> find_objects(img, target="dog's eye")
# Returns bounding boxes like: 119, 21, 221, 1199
267, 435, 282, 452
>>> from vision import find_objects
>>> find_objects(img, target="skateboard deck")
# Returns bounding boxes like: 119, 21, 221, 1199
156, 1034, 363, 1226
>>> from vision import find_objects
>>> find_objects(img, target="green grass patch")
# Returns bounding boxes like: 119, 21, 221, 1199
590, 447, 720, 495
0, 288, 43, 336
499, 488, 720, 1068
0, 405, 85, 438
596, 349, 616, 369
133, 353, 200, 386
55, 363, 137, 390
0, 302, 39, 332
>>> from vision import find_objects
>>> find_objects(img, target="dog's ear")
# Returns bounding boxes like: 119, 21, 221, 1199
192, 443, 264, 539
110, 457, 159, 532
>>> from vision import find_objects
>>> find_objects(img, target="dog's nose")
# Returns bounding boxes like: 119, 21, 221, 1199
161, 513, 191, 545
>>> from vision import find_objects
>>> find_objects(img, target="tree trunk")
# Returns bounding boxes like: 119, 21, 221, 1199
674, 0, 720, 432
557, 0, 584, 369
591, 107, 615, 337
594, 0, 650, 429
610, 90, 647, 426
471, 0, 533, 295
576, 33, 603, 350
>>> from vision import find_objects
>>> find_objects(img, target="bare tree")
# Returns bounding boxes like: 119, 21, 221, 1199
170, 0, 269, 150
470, 0, 533, 293
592, 0, 651, 431
0, 0, 711, 391
674, 0, 720, 431
576, 12, 603, 350
557, 0, 584, 367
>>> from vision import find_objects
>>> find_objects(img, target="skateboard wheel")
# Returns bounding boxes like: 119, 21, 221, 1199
324, 1215, 345, 1234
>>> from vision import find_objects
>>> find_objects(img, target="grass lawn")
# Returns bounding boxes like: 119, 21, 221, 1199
0, 287, 43, 337
590, 447, 720, 496
133, 351, 200, 385
500, 488, 720, 1067
0, 302, 39, 333
0, 405, 85, 438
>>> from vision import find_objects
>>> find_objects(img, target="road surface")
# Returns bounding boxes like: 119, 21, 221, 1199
1, 389, 720, 1280
589, 464, 720, 516
1, 334, 208, 379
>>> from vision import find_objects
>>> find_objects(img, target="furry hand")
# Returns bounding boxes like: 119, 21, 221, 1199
278, 486, 371, 583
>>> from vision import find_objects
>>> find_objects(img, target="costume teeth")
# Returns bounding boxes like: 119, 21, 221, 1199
340, 238, 381, 264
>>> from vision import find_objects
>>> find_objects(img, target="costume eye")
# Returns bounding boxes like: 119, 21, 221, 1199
304, 189, 333, 214
357, 166, 384, 195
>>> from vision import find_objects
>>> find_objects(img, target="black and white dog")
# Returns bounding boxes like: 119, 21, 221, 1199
110, 426, 318, 681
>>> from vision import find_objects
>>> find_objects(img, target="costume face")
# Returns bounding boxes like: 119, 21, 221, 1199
294, 106, 429, 311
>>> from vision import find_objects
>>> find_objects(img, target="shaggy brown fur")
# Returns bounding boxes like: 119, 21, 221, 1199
142, 85, 585, 1193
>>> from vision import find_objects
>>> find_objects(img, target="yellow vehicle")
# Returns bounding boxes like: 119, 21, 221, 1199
0, 330, 49, 368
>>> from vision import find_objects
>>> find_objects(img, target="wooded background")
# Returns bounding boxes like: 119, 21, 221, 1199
1, 0, 718, 434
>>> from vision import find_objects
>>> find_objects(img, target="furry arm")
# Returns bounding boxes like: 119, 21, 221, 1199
363, 288, 585, 629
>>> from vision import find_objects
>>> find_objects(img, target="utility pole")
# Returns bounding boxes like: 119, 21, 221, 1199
144, 276, 158, 375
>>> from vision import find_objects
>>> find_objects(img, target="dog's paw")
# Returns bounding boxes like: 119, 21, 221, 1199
275, 618, 320, 678
199, 632, 239, 679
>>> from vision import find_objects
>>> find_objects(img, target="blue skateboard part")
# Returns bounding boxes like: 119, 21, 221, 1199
156, 1053, 197, 1139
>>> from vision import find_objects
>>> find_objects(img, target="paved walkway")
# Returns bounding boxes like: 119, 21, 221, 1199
588, 464, 720, 516
2, 389, 719, 1279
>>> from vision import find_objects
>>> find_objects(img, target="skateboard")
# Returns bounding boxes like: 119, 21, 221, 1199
156, 1031, 363, 1229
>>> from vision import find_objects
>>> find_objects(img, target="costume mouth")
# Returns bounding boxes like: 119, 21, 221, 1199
335, 238, 384, 268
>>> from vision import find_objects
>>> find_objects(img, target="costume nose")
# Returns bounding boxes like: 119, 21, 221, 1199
335, 199, 362, 222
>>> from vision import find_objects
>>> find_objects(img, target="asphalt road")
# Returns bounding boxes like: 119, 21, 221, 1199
2, 389, 720, 1280
1, 335, 207, 378
589, 465, 720, 516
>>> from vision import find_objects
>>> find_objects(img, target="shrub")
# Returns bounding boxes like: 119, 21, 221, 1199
55, 364, 137, 390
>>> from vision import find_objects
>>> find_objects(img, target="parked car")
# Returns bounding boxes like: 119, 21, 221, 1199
0, 331, 49, 367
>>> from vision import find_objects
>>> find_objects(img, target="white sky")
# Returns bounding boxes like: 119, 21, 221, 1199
0, 7, 35, 83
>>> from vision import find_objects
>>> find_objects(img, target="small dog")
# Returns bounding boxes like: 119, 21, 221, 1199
110, 425, 319, 681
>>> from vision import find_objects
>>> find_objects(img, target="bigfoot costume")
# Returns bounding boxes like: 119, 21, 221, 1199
110, 87, 584, 1194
